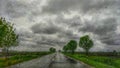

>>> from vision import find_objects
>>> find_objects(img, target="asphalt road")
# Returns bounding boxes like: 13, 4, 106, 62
49, 52, 91, 68
7, 53, 92, 68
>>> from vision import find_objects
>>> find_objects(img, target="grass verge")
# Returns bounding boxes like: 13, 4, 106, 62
64, 53, 120, 68
0, 52, 51, 67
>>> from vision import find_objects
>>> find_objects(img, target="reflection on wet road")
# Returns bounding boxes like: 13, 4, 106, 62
8, 54, 55, 68
49, 52, 91, 68
8, 53, 92, 68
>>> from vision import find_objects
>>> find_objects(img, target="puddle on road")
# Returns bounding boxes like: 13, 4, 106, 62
49, 53, 90, 68
66, 57, 77, 64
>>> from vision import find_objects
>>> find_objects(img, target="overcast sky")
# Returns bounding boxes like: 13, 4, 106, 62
0, 0, 120, 51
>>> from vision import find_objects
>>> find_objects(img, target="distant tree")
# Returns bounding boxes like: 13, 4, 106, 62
79, 35, 93, 55
63, 45, 68, 53
49, 47, 56, 52
58, 50, 61, 52
0, 17, 19, 59
67, 40, 77, 54
113, 50, 117, 56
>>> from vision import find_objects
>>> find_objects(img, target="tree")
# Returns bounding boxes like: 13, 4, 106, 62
63, 45, 68, 52
67, 40, 77, 54
49, 47, 56, 52
113, 50, 118, 56
0, 17, 19, 58
79, 35, 93, 55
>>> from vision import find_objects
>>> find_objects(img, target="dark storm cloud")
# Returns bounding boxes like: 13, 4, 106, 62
34, 34, 66, 46
31, 21, 79, 39
0, 0, 120, 51
0, 0, 44, 19
36, 40, 66, 46
100, 34, 120, 45
42, 0, 117, 14
56, 15, 82, 27
80, 17, 117, 35
0, 0, 31, 18
79, 17, 120, 45
57, 28, 79, 40
31, 23, 61, 34
31, 21, 80, 47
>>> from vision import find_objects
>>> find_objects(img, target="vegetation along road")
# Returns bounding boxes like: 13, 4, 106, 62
8, 52, 92, 68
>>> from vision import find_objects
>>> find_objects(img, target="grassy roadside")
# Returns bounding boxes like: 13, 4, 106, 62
64, 53, 120, 68
0, 52, 51, 67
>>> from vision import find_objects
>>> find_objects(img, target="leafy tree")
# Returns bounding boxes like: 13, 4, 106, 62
49, 47, 56, 52
113, 50, 118, 56
63, 45, 68, 52
0, 17, 19, 58
79, 35, 93, 55
67, 40, 77, 54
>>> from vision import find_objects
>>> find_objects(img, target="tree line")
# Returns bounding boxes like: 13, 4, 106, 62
63, 35, 94, 55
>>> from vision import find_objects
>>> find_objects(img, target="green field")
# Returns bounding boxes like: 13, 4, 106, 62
0, 52, 51, 67
64, 53, 120, 68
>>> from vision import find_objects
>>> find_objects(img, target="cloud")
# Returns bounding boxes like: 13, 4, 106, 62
31, 21, 79, 46
31, 23, 61, 34
79, 17, 120, 45
101, 34, 120, 45
0, 0, 45, 19
80, 17, 117, 35
0, 0, 29, 18
1, 0, 120, 51
42, 0, 117, 14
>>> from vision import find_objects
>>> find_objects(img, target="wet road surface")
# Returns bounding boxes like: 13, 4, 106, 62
8, 54, 55, 68
8, 53, 92, 68
49, 53, 91, 68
